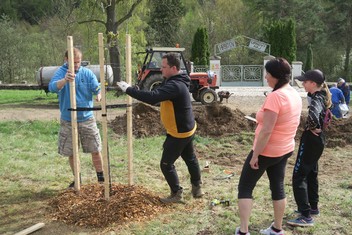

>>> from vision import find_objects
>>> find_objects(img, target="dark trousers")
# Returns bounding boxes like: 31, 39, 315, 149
238, 150, 292, 200
160, 134, 201, 193
292, 130, 325, 216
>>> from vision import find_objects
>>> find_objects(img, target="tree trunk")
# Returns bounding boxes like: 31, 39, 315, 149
105, 0, 121, 85
344, 13, 352, 81
109, 45, 121, 85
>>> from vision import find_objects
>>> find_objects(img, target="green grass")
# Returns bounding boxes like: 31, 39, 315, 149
0, 120, 351, 235
0, 89, 121, 106
0, 90, 58, 105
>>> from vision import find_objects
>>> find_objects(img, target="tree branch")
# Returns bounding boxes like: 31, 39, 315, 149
115, 0, 142, 27
78, 19, 106, 25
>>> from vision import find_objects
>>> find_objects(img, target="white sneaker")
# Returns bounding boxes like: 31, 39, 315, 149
235, 227, 250, 235
259, 223, 284, 235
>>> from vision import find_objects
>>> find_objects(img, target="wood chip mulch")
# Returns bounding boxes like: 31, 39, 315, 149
48, 183, 169, 228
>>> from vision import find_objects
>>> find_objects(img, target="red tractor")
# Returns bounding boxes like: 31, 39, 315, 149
136, 47, 218, 105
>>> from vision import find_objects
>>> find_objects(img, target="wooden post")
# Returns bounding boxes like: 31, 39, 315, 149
67, 36, 80, 191
98, 33, 110, 200
126, 34, 134, 185
14, 223, 45, 235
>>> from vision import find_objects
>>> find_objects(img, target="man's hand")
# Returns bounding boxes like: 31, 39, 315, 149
96, 93, 102, 102
65, 71, 75, 82
117, 81, 130, 92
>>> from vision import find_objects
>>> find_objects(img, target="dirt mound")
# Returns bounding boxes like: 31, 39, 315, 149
110, 103, 256, 138
110, 102, 352, 148
325, 117, 352, 147
295, 115, 352, 148
49, 184, 168, 228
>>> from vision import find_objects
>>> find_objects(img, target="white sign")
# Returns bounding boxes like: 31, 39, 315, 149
217, 39, 236, 54
248, 39, 267, 52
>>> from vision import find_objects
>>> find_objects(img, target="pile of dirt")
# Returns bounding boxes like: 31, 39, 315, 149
49, 184, 168, 228
110, 103, 256, 138
295, 115, 352, 148
110, 102, 352, 148
324, 117, 352, 147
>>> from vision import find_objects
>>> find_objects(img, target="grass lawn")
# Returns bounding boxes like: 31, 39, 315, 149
0, 120, 351, 235
0, 90, 351, 234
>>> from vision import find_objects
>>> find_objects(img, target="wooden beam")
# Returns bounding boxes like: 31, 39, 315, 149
98, 33, 110, 200
67, 36, 80, 191
126, 34, 134, 186
14, 223, 45, 235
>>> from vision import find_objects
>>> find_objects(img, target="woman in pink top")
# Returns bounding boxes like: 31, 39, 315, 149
235, 58, 302, 235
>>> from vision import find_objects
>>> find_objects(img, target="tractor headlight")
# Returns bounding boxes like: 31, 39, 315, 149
207, 70, 215, 84
207, 70, 215, 79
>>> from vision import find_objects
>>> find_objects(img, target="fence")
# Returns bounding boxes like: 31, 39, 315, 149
194, 64, 264, 86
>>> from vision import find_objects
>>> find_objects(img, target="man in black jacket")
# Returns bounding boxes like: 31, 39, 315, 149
117, 53, 203, 203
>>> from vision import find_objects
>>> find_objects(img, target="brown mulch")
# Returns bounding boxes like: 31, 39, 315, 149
49, 184, 168, 228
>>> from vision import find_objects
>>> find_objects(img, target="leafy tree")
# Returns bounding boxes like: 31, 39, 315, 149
147, 0, 186, 47
191, 27, 210, 66
0, 0, 18, 20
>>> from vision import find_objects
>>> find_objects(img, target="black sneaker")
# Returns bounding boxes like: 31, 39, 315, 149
68, 181, 75, 188
287, 216, 314, 227
97, 172, 104, 183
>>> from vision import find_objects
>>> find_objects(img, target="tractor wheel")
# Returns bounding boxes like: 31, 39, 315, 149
142, 74, 163, 91
200, 89, 217, 105
192, 92, 200, 102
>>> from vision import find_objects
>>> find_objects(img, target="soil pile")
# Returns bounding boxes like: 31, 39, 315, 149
110, 102, 256, 138
49, 184, 168, 228
110, 102, 352, 148
324, 117, 352, 147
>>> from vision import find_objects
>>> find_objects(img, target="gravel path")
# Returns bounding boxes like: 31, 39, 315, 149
0, 86, 308, 121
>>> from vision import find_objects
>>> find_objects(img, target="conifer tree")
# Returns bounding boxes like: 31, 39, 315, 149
191, 27, 210, 66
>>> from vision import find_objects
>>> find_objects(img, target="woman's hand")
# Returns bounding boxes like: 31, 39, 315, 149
250, 155, 259, 169
310, 128, 322, 136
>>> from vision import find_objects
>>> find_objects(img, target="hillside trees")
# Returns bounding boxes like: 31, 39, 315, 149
324, 0, 352, 80
146, 0, 186, 47
0, 17, 62, 84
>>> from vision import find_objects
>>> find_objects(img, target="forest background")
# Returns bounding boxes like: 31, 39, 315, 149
0, 0, 351, 85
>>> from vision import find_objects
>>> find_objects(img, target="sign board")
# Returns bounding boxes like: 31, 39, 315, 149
217, 39, 236, 54
248, 39, 268, 53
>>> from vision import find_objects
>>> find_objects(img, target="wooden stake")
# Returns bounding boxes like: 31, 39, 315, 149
98, 33, 110, 200
67, 36, 80, 191
14, 223, 45, 235
126, 34, 134, 185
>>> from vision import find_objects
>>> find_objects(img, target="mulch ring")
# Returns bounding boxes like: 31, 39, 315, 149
48, 184, 169, 228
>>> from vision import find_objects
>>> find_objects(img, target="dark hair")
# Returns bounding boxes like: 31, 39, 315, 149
162, 53, 181, 70
265, 57, 291, 91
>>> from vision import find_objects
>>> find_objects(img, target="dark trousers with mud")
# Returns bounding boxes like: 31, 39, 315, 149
160, 134, 201, 193
292, 130, 325, 217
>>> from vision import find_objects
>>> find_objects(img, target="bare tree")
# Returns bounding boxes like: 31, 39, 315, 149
78, 0, 143, 84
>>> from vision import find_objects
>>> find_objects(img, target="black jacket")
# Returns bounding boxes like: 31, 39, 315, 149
126, 73, 196, 138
